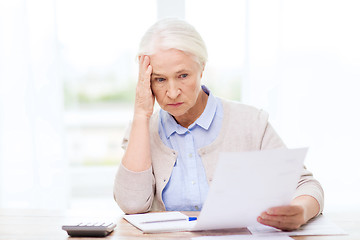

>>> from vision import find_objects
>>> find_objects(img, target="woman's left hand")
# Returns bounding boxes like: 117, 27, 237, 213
257, 205, 306, 231
257, 195, 320, 231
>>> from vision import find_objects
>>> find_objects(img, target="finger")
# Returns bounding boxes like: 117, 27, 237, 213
145, 64, 152, 79
257, 216, 301, 231
139, 56, 151, 81
143, 55, 150, 66
138, 55, 144, 76
139, 55, 145, 66
258, 210, 305, 230
266, 205, 303, 216
141, 55, 150, 71
260, 212, 291, 222
139, 64, 152, 90
139, 55, 150, 70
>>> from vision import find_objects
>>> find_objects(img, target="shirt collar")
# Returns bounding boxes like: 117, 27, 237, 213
161, 85, 217, 139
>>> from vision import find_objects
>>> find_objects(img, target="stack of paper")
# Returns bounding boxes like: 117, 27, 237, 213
248, 214, 347, 236
125, 212, 347, 237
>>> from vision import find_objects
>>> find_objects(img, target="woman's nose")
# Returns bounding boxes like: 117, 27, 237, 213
166, 81, 181, 99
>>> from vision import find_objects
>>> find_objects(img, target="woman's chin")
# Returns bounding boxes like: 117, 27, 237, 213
164, 108, 187, 118
167, 111, 185, 118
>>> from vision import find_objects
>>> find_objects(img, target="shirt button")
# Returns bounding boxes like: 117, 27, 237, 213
191, 181, 195, 185
195, 206, 199, 210
189, 153, 193, 158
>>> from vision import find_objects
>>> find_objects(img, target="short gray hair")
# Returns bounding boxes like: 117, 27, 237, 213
137, 18, 208, 67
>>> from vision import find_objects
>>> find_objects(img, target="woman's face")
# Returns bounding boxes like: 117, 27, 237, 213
150, 49, 204, 119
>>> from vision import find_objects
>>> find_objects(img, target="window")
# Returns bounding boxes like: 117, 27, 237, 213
186, 0, 246, 101
56, 0, 156, 167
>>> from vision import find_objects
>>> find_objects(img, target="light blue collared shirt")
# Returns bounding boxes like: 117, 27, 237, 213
159, 85, 223, 211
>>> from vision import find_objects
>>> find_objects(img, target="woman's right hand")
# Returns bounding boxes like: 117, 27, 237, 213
121, 55, 153, 172
134, 55, 155, 119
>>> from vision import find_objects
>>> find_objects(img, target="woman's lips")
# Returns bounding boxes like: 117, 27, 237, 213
167, 102, 183, 107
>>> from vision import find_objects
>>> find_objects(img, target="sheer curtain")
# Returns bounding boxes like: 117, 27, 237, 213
0, 0, 67, 209
244, 0, 360, 211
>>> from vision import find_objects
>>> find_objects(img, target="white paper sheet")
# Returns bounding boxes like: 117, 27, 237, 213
192, 235, 293, 240
248, 214, 347, 236
193, 148, 307, 231
124, 148, 308, 233
123, 212, 196, 233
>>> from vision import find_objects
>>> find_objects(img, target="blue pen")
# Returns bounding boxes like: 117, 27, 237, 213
141, 216, 197, 224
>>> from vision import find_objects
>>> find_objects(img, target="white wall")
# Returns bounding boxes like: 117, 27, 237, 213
244, 0, 360, 212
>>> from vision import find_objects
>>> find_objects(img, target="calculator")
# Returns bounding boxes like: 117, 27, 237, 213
62, 222, 116, 237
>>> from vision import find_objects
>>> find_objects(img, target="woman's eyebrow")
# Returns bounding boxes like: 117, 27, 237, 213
152, 69, 188, 76
175, 69, 189, 74
151, 72, 163, 76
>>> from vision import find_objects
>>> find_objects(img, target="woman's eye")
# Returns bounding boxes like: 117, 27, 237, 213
179, 74, 188, 79
156, 78, 166, 82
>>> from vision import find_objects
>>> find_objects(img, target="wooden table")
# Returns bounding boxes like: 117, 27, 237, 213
0, 209, 358, 239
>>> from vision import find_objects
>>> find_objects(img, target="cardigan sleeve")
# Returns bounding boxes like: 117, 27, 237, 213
113, 164, 155, 214
113, 123, 155, 214
293, 167, 324, 215
261, 122, 324, 214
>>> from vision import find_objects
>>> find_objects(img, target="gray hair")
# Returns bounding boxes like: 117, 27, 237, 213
137, 18, 208, 67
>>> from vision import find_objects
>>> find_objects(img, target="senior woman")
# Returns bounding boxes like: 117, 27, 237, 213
113, 18, 324, 231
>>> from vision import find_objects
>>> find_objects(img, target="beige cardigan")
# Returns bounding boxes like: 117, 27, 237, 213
113, 99, 324, 214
